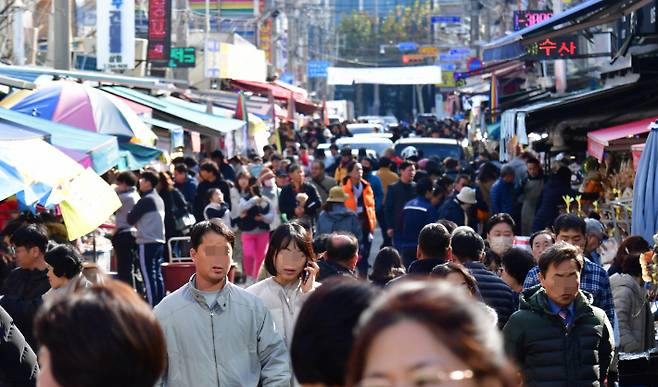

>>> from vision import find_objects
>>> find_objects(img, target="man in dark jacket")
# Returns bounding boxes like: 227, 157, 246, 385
193, 161, 233, 222
0, 224, 50, 349
317, 233, 358, 282
210, 149, 236, 182
406, 223, 451, 275
309, 160, 337, 204
279, 164, 322, 226
451, 226, 516, 328
398, 178, 439, 267
504, 242, 614, 386
173, 163, 197, 209
384, 161, 416, 251
0, 305, 38, 386
491, 164, 519, 220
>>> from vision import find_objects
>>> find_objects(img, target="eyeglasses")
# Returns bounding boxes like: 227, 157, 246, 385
356, 370, 474, 387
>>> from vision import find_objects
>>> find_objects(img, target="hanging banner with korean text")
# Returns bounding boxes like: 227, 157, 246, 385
147, 0, 172, 66
97, 0, 136, 70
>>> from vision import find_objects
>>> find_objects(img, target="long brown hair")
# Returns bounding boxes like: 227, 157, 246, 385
346, 281, 518, 387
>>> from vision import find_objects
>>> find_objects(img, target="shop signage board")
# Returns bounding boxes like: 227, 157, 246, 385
96, 0, 135, 70
307, 61, 331, 78
168, 47, 196, 68
525, 36, 579, 59
419, 47, 439, 56
204, 39, 221, 78
397, 42, 418, 52
513, 10, 553, 31
637, 0, 657, 34
147, 0, 172, 66
431, 16, 461, 24
467, 57, 483, 71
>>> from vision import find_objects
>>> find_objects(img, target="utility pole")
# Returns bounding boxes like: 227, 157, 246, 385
372, 0, 380, 115
52, 0, 71, 70
553, 0, 567, 93
175, 0, 189, 82
13, 1, 25, 66
470, 0, 479, 54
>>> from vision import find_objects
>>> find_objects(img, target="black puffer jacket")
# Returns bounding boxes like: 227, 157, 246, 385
0, 268, 50, 349
503, 286, 614, 387
463, 261, 516, 329
0, 305, 38, 387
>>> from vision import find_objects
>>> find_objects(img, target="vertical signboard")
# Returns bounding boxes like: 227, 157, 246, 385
147, 0, 172, 66
205, 39, 221, 78
97, 0, 136, 70
258, 0, 272, 63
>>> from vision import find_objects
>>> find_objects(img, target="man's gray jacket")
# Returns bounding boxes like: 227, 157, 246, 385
154, 275, 291, 387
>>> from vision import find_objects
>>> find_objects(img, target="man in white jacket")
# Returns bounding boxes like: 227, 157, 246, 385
154, 219, 291, 387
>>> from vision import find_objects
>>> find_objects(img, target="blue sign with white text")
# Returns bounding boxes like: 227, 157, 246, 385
397, 42, 418, 52
307, 61, 331, 78
431, 16, 461, 24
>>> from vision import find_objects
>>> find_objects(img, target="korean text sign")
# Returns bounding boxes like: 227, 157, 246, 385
97, 0, 135, 70
147, 0, 172, 65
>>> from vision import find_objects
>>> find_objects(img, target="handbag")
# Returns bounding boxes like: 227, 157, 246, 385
175, 212, 196, 232
172, 191, 196, 232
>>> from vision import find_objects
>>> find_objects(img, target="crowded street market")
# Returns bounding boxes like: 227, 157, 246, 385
0, 0, 658, 386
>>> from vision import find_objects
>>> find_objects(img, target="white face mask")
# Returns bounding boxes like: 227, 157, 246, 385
490, 236, 514, 256
263, 178, 275, 188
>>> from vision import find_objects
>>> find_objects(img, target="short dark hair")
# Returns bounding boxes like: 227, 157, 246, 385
45, 244, 83, 279
501, 248, 536, 285
416, 177, 434, 197
287, 163, 302, 175
418, 223, 451, 260
11, 224, 49, 253
311, 159, 325, 170
538, 242, 584, 277
450, 226, 485, 262
369, 247, 403, 284
199, 160, 219, 175
553, 214, 586, 237
484, 213, 516, 236
527, 157, 541, 166
116, 171, 137, 187
139, 170, 159, 188
620, 253, 642, 277
313, 234, 331, 255
430, 262, 479, 297
456, 174, 471, 184
35, 280, 166, 387
173, 164, 188, 174
190, 219, 235, 250
529, 229, 556, 248
264, 223, 315, 276
291, 278, 379, 385
399, 161, 415, 172
210, 149, 225, 161
444, 157, 459, 169
379, 157, 391, 168
326, 233, 359, 262
437, 219, 458, 235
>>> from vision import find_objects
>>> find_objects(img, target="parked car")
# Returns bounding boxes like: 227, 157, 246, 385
346, 123, 387, 135
317, 143, 378, 160
337, 137, 393, 158
394, 138, 465, 161
357, 115, 399, 128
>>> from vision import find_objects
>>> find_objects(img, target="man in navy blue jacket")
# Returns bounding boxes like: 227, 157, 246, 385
398, 177, 439, 267
450, 226, 517, 329
173, 163, 197, 209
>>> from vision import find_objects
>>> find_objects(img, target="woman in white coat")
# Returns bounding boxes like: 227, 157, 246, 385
247, 222, 320, 349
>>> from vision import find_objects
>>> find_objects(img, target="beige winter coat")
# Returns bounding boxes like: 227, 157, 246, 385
610, 273, 655, 353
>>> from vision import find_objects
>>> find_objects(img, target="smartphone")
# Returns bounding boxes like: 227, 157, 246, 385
301, 262, 311, 284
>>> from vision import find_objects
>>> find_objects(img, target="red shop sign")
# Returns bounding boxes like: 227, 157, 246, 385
147, 0, 172, 65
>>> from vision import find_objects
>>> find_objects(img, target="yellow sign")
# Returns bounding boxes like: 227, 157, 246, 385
436, 71, 456, 88
419, 47, 439, 56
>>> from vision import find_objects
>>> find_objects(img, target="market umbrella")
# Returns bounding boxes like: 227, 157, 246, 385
0, 138, 120, 240
0, 80, 157, 145
632, 120, 658, 243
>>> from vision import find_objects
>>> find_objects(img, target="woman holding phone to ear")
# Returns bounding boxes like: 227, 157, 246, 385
247, 222, 320, 349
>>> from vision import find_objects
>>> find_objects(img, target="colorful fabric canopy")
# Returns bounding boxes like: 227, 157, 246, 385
0, 107, 119, 174
0, 80, 157, 145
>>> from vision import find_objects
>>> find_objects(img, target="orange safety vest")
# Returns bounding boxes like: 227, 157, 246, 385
342, 179, 377, 232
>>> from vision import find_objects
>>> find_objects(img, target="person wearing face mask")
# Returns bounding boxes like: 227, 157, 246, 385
523, 214, 617, 330
483, 214, 516, 274
258, 168, 282, 231
437, 187, 478, 228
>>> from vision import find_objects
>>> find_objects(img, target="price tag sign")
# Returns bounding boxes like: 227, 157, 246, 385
168, 47, 196, 68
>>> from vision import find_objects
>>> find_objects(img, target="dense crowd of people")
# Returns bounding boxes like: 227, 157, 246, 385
0, 117, 656, 386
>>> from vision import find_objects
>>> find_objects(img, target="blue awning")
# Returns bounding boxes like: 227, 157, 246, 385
101, 86, 246, 137
141, 115, 183, 132
483, 0, 653, 62
0, 107, 119, 174
118, 143, 163, 171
